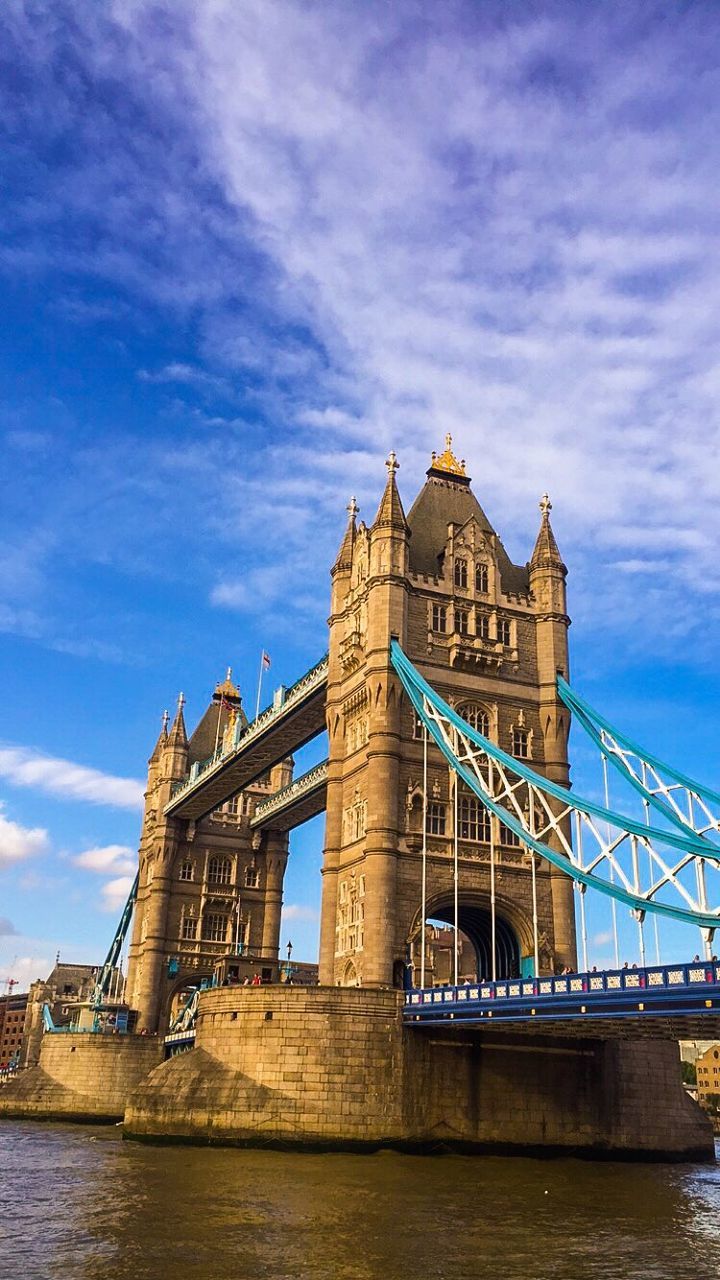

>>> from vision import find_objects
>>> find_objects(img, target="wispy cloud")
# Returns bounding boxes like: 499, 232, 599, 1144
101, 875, 135, 914
71, 845, 136, 875
0, 747, 144, 811
0, 803, 49, 864
282, 903, 319, 923
0, 917, 19, 937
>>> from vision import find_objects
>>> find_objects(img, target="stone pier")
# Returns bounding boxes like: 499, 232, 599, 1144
0, 1034, 162, 1123
124, 986, 714, 1160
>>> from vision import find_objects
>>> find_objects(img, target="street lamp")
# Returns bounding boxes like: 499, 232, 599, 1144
286, 940, 293, 963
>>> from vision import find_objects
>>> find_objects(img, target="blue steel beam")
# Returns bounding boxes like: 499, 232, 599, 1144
390, 640, 720, 929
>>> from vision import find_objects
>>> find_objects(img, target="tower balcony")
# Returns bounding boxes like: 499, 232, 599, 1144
447, 632, 516, 671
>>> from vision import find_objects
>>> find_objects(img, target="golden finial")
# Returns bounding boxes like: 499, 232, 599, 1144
347, 496, 359, 519
386, 450, 399, 476
539, 493, 552, 517
214, 668, 241, 703
430, 434, 466, 477
161, 709, 169, 733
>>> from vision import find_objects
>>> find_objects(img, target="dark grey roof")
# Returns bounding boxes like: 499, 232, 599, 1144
188, 702, 249, 767
406, 474, 529, 595
45, 963, 97, 994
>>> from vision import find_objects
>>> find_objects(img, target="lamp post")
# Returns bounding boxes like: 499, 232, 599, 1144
283, 940, 294, 984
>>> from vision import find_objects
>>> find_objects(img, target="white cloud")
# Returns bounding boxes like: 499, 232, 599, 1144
101, 875, 135, 914
72, 845, 136, 875
0, 746, 144, 811
593, 930, 615, 947
282, 903, 319, 923
0, 955, 52, 991
0, 803, 49, 865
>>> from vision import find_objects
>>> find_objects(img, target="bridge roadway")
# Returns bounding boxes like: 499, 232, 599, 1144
404, 959, 720, 1040
165, 655, 328, 822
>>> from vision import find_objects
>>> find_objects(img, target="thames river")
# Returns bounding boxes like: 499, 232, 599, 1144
1, 1124, 720, 1279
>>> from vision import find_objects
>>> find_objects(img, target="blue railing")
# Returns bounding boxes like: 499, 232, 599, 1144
404, 960, 720, 1025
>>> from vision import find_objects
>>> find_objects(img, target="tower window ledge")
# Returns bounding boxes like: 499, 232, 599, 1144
448, 636, 504, 671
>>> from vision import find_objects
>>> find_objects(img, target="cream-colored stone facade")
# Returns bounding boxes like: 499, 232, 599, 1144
125, 680, 292, 1033
319, 440, 577, 987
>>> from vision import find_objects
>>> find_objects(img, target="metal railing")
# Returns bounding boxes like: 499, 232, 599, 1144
251, 760, 328, 826
170, 653, 328, 802
404, 960, 720, 1023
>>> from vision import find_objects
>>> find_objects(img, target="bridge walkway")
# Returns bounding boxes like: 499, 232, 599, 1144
405, 959, 720, 1040
165, 654, 328, 821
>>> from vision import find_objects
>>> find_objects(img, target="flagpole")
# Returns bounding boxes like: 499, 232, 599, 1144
255, 651, 265, 720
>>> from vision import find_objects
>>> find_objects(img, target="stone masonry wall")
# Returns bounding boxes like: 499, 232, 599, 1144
124, 986, 713, 1160
125, 986, 404, 1144
0, 1034, 163, 1122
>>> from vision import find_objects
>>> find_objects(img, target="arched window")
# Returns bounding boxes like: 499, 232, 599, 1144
207, 856, 232, 886
454, 558, 468, 589
179, 860, 194, 882
457, 703, 489, 736
459, 795, 491, 842
475, 562, 489, 593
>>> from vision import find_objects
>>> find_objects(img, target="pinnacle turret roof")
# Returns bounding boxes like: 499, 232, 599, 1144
372, 452, 409, 532
530, 495, 566, 573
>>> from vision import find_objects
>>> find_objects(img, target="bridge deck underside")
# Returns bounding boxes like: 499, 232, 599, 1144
165, 687, 327, 821
408, 1014, 720, 1040
250, 780, 328, 832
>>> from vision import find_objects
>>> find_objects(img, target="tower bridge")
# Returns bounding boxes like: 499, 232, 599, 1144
5, 435, 719, 1159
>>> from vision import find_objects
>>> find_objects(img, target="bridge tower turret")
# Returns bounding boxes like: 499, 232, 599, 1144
529, 496, 576, 971
127, 696, 188, 1031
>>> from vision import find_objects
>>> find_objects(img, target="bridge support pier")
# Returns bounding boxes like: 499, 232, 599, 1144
123, 987, 714, 1161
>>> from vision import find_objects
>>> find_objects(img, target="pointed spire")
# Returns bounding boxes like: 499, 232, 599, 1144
428, 434, 469, 483
372, 452, 409, 532
167, 692, 188, 747
332, 496, 359, 574
148, 710, 169, 764
530, 494, 566, 573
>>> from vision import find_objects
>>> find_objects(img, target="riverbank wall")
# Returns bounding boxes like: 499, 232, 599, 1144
123, 986, 714, 1160
0, 1034, 162, 1122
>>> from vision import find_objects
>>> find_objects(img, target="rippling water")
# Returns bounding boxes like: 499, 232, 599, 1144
1, 1124, 720, 1279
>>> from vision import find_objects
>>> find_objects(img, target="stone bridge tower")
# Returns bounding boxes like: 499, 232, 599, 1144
319, 438, 577, 988
126, 672, 292, 1032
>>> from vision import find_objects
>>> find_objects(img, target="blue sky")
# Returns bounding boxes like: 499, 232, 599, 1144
2, 0, 720, 987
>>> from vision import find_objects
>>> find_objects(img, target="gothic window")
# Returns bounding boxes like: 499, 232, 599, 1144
497, 618, 511, 646
432, 604, 447, 633
476, 612, 490, 641
224, 796, 240, 815
454, 558, 468, 589
344, 791, 367, 842
457, 704, 489, 736
426, 802, 446, 836
454, 608, 469, 636
245, 866, 260, 888
499, 822, 521, 848
207, 856, 232, 886
512, 727, 530, 759
475, 562, 489, 593
179, 860, 194, 882
181, 916, 198, 941
459, 796, 491, 842
203, 913, 229, 942
242, 795, 255, 817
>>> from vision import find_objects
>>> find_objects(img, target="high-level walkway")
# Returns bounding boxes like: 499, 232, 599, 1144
250, 761, 328, 832
405, 959, 720, 1040
165, 655, 328, 821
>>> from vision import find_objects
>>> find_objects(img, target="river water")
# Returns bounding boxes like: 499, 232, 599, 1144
1, 1124, 720, 1280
